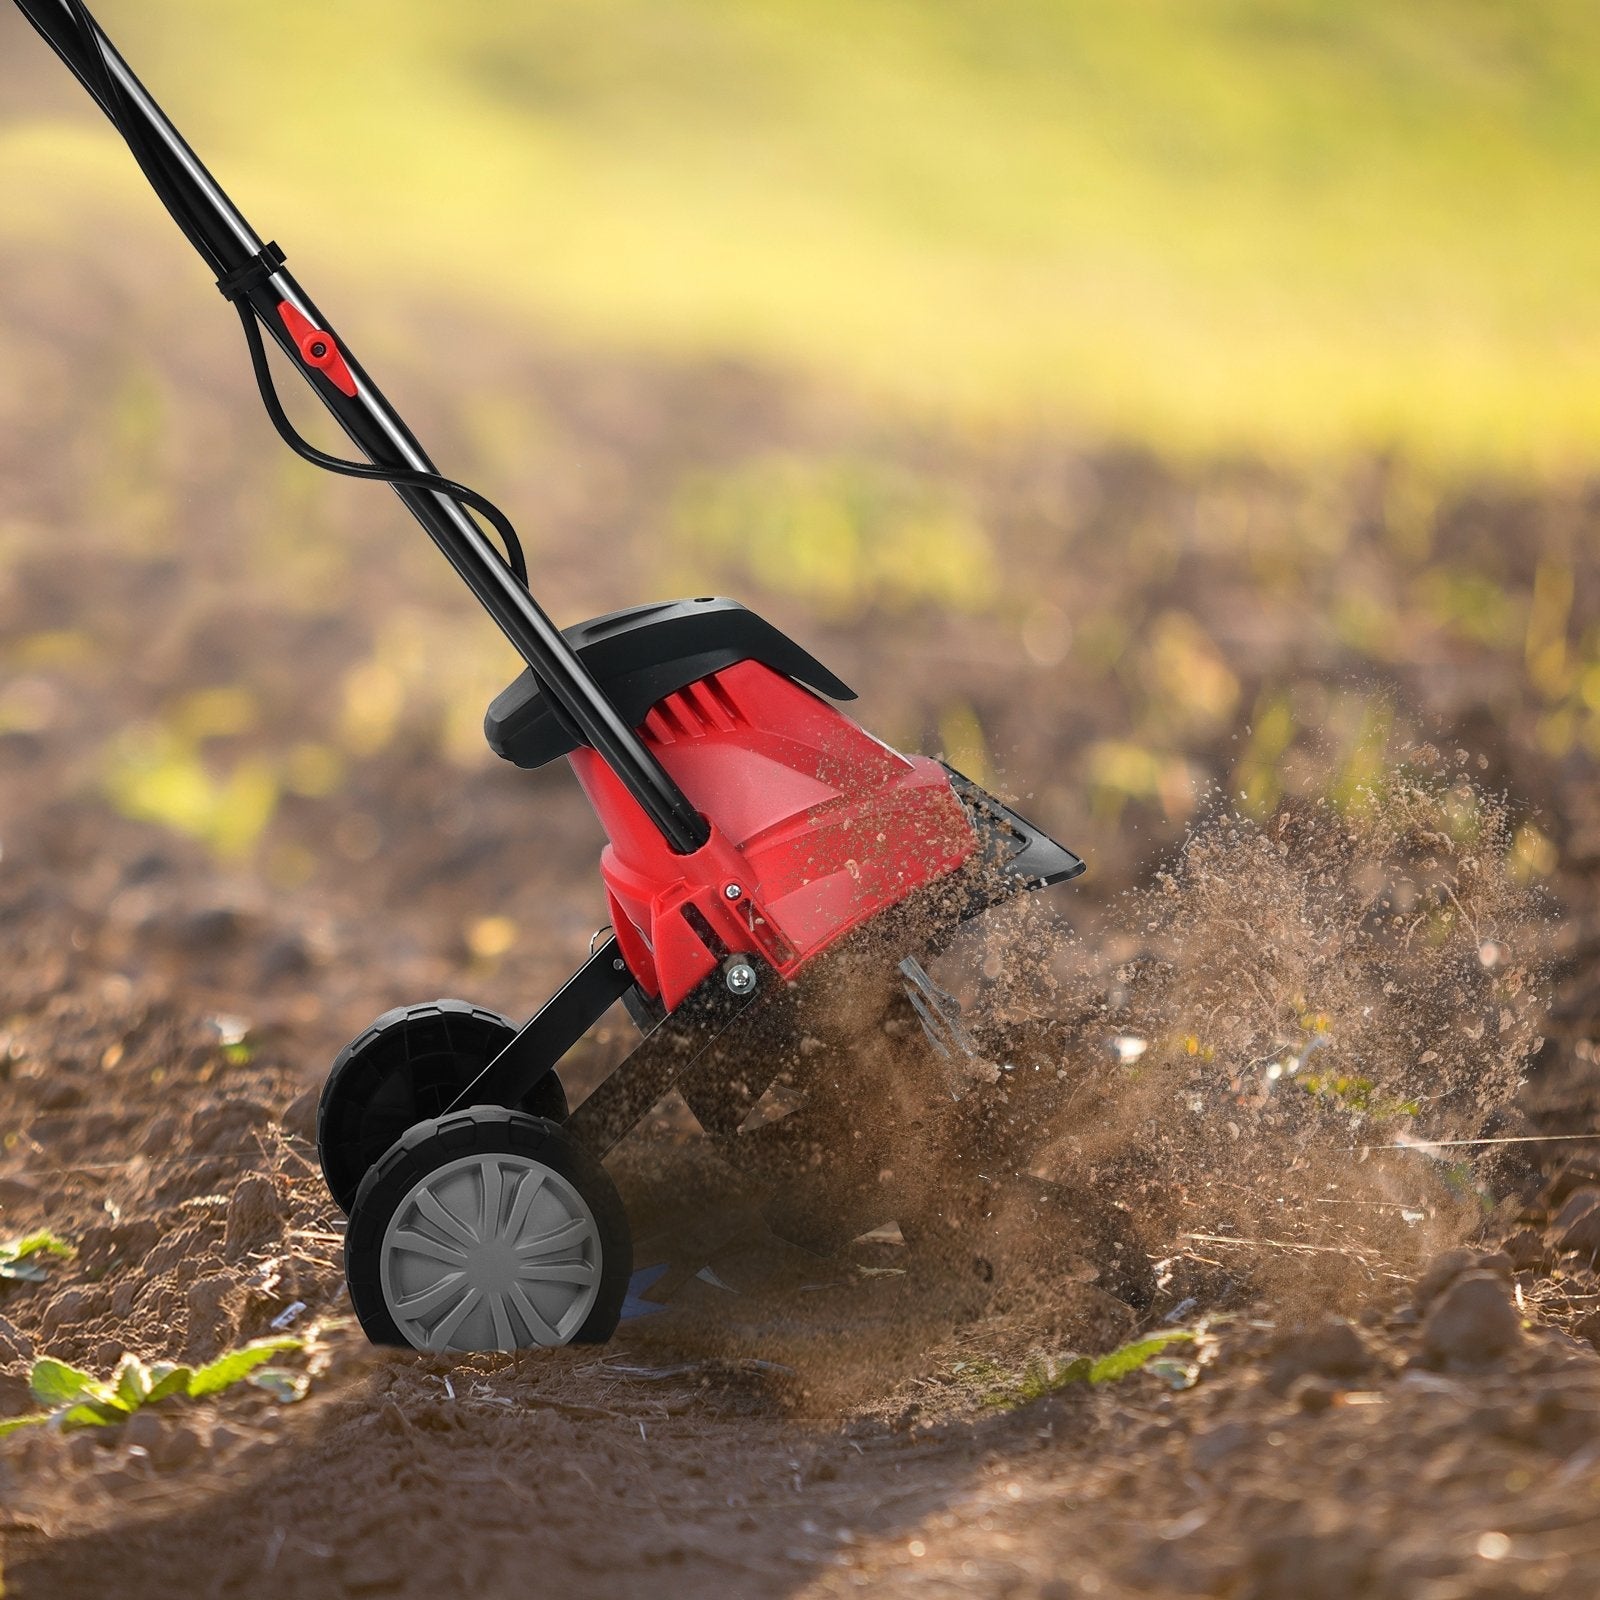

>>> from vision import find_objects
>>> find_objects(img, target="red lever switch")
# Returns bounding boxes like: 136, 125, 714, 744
277, 301, 358, 397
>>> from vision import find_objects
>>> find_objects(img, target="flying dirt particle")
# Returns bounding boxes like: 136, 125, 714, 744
1244, 1527, 1380, 1598
1422, 1273, 1523, 1368
1191, 1419, 1254, 1471
38, 1080, 83, 1112
1024, 771, 1548, 1310
1290, 1376, 1338, 1412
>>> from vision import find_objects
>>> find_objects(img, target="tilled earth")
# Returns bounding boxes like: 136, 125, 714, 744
3, 226, 1600, 1599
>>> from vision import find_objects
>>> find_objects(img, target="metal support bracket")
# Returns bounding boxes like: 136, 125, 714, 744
447, 936, 635, 1113
567, 968, 771, 1156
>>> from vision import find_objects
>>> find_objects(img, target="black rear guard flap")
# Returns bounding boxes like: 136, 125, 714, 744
942, 765, 1084, 924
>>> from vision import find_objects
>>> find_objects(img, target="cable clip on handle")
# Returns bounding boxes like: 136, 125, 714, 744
216, 244, 357, 394
215, 240, 286, 302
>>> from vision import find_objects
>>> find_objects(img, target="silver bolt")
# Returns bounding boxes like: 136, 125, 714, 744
723, 883, 743, 900
724, 959, 758, 996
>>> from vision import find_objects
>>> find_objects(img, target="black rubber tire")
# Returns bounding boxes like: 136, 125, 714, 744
317, 999, 568, 1215
345, 1107, 632, 1349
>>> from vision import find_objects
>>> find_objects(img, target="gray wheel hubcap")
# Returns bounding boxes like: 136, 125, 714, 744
378, 1152, 602, 1351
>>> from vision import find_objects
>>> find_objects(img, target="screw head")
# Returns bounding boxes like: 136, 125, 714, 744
724, 959, 758, 996
723, 883, 742, 900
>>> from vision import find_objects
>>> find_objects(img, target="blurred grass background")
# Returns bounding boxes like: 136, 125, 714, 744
4, 0, 1600, 465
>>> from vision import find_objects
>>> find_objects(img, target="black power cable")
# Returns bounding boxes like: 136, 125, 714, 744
20, 0, 530, 587
231, 300, 529, 584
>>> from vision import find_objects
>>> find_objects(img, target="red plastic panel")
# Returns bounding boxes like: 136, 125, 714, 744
568, 660, 976, 1011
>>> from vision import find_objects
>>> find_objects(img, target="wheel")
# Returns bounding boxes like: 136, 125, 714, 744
345, 1107, 631, 1351
317, 1000, 568, 1215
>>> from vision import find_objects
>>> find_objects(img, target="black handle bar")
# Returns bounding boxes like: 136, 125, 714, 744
11, 0, 711, 855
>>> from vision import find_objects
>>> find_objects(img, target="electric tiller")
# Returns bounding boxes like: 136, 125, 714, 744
13, 0, 1085, 1350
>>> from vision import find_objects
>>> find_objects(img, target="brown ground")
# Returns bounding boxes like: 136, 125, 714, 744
3, 216, 1600, 1600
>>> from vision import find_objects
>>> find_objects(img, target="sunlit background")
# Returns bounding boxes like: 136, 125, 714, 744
7, 0, 1600, 462
1, 0, 1596, 984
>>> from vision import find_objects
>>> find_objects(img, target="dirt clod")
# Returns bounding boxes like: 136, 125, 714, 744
221, 1174, 285, 1262
1501, 1229, 1550, 1271
1422, 1272, 1525, 1368
155, 1424, 202, 1472
1267, 1318, 1375, 1395
1474, 1251, 1515, 1283
121, 1410, 163, 1453
1555, 1205, 1600, 1262
182, 1275, 242, 1361
1549, 1187, 1600, 1235
0, 1313, 33, 1367
1415, 1247, 1483, 1309
281, 1086, 320, 1142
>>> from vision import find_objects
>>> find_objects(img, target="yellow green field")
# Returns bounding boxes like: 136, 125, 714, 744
4, 0, 1600, 465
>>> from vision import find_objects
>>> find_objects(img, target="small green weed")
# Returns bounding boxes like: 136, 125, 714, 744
0, 1231, 74, 1283
0, 1337, 305, 1437
985, 1329, 1201, 1409
1300, 1073, 1422, 1119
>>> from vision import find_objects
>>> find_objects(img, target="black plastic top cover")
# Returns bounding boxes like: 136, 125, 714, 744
484, 597, 855, 770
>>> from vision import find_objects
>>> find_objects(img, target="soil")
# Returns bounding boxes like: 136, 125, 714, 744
3, 221, 1600, 1599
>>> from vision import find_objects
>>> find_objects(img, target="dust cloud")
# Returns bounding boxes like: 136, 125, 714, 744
620, 754, 1552, 1395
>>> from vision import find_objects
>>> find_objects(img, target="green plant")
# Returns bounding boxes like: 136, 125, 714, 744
0, 1231, 73, 1283
986, 1329, 1201, 1408
0, 1337, 305, 1437
1300, 1072, 1422, 1119
101, 721, 279, 861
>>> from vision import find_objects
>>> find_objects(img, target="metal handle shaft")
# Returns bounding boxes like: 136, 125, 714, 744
13, 0, 711, 854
